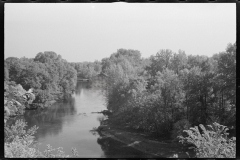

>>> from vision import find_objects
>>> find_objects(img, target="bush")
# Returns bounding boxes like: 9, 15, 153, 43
5, 136, 40, 158
4, 119, 38, 143
4, 82, 28, 116
4, 119, 39, 157
40, 144, 77, 158
5, 139, 79, 158
178, 122, 236, 158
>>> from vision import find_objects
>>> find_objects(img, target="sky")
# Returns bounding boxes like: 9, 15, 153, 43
5, 3, 236, 62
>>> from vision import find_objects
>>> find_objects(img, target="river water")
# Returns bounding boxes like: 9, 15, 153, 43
22, 81, 151, 158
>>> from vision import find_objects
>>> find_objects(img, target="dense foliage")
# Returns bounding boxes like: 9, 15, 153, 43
4, 81, 35, 119
178, 122, 236, 158
101, 44, 236, 145
4, 43, 235, 158
4, 54, 79, 157
5, 51, 77, 108
4, 51, 79, 158
70, 60, 102, 80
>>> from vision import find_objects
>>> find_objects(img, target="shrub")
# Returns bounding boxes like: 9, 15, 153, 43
5, 140, 79, 158
41, 144, 79, 158
4, 119, 38, 143
4, 82, 28, 116
4, 119, 39, 157
178, 122, 236, 158
5, 136, 40, 158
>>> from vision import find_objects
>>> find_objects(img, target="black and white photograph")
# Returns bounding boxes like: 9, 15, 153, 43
4, 3, 236, 158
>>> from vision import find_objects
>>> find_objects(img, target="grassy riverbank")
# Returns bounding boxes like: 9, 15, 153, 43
98, 119, 195, 158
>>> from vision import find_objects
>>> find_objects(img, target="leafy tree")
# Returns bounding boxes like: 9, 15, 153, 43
212, 43, 236, 128
147, 69, 185, 135
5, 57, 26, 83
102, 43, 235, 142
170, 50, 188, 74
5, 51, 77, 107
146, 49, 173, 77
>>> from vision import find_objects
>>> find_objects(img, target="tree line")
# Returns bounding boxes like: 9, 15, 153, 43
101, 43, 236, 139
4, 43, 236, 158
4, 43, 236, 138
70, 60, 102, 80
5, 51, 78, 108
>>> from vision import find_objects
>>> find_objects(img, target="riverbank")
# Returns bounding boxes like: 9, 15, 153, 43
97, 119, 195, 158
28, 91, 73, 110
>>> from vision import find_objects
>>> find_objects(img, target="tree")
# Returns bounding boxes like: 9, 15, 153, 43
170, 50, 188, 74
154, 69, 185, 125
146, 49, 173, 77
214, 43, 236, 127
5, 57, 26, 83
5, 51, 78, 105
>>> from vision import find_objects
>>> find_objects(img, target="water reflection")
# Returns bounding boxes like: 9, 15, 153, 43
24, 96, 77, 139
21, 81, 152, 157
21, 81, 107, 156
74, 81, 103, 95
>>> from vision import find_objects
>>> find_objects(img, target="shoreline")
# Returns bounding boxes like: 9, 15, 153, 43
97, 119, 195, 158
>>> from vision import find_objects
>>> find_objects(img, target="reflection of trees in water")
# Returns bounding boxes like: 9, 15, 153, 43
75, 82, 86, 95
74, 82, 105, 105
23, 97, 77, 139
74, 81, 94, 95
75, 81, 105, 96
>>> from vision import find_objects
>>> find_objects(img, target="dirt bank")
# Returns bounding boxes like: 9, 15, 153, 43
98, 120, 195, 158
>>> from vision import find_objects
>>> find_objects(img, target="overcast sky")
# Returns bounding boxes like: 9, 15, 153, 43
5, 3, 236, 62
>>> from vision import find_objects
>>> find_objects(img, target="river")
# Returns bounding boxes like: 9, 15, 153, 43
22, 81, 151, 158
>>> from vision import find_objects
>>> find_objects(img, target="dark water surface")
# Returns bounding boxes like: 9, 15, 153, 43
22, 82, 151, 158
